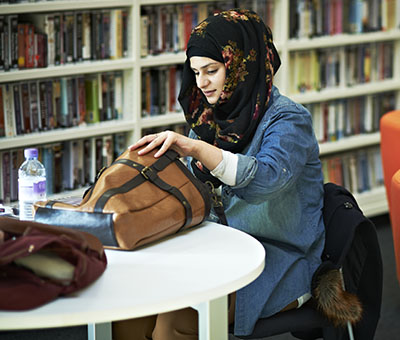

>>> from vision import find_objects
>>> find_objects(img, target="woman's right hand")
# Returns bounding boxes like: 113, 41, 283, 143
128, 130, 223, 171
128, 130, 196, 158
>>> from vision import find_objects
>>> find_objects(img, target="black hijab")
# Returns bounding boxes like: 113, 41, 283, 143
178, 8, 281, 185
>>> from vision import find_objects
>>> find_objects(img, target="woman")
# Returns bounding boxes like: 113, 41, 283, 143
114, 8, 325, 339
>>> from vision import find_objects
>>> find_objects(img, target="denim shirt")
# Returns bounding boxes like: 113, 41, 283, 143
190, 85, 325, 336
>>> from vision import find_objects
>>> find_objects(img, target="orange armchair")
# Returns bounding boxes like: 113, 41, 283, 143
390, 170, 400, 284
380, 109, 400, 285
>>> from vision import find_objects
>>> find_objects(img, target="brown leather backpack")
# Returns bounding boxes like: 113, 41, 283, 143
34, 147, 211, 250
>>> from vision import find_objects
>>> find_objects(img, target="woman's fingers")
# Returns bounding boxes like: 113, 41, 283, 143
128, 134, 158, 151
129, 131, 185, 158
154, 134, 172, 158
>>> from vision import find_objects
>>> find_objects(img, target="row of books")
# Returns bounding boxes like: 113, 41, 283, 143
141, 65, 183, 117
140, 1, 275, 57
345, 43, 394, 86
306, 91, 396, 143
0, 133, 127, 204
0, 9, 128, 71
290, 41, 394, 94
321, 145, 383, 195
0, 71, 124, 138
140, 1, 234, 57
290, 0, 400, 39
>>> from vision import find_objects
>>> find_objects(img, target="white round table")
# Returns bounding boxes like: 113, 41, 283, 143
0, 222, 265, 340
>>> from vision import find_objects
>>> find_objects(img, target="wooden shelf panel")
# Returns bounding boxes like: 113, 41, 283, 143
319, 133, 381, 156
287, 30, 400, 51
0, 59, 135, 83
0, 0, 133, 15
289, 79, 400, 104
141, 113, 186, 129
0, 120, 136, 150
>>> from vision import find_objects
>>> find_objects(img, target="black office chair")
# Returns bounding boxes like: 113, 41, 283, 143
231, 183, 383, 340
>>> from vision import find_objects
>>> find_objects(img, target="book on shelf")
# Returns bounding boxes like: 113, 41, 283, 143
110, 9, 123, 59
0, 16, 5, 71
102, 134, 114, 168
53, 143, 63, 193
85, 75, 100, 124
17, 23, 26, 68
95, 137, 103, 175
113, 133, 126, 160
1, 132, 126, 202
72, 139, 85, 189
321, 145, 384, 195
53, 13, 63, 65
28, 82, 40, 131
20, 83, 31, 134
2, 84, 17, 138
141, 2, 239, 56
289, 0, 400, 38
82, 11, 91, 60
12, 83, 23, 135
83, 138, 94, 186
0, 9, 128, 72
1, 151, 11, 204
59, 77, 70, 127
141, 65, 183, 117
74, 12, 83, 62
42, 144, 54, 196
101, 10, 111, 60
67, 77, 78, 127
290, 41, 395, 94
38, 80, 49, 131
0, 86, 5, 137
113, 71, 123, 120
307, 91, 396, 144
10, 149, 21, 202
52, 78, 62, 128
63, 12, 75, 63
62, 140, 74, 190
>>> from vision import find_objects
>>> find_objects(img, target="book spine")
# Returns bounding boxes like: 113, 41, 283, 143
12, 83, 23, 135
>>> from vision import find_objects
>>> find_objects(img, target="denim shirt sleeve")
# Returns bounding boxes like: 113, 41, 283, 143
231, 102, 318, 204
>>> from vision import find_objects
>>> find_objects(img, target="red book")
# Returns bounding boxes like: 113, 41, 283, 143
24, 24, 35, 68
183, 4, 193, 49
169, 66, 176, 112
17, 23, 26, 69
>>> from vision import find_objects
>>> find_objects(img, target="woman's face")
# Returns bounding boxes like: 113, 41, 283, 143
190, 56, 226, 105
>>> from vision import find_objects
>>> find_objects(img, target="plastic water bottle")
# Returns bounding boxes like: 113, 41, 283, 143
18, 148, 46, 221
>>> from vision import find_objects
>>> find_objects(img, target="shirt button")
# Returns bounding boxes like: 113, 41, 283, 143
344, 202, 353, 209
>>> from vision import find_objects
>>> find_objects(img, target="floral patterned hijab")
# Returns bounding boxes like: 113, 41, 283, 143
178, 8, 281, 184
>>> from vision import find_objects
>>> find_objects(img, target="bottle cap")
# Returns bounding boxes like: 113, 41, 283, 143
24, 148, 38, 158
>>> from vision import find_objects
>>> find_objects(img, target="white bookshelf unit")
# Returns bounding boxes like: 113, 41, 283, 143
1, 0, 399, 217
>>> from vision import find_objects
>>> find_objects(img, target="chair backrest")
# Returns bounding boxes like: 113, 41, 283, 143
316, 183, 383, 340
390, 169, 400, 284
380, 109, 400, 211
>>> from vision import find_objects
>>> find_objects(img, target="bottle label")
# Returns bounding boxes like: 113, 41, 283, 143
19, 179, 46, 202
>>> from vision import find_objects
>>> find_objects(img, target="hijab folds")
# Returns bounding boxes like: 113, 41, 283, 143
178, 8, 281, 184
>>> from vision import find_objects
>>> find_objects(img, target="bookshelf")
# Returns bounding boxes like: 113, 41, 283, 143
1, 0, 399, 217
135, 0, 400, 217
0, 0, 137, 203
